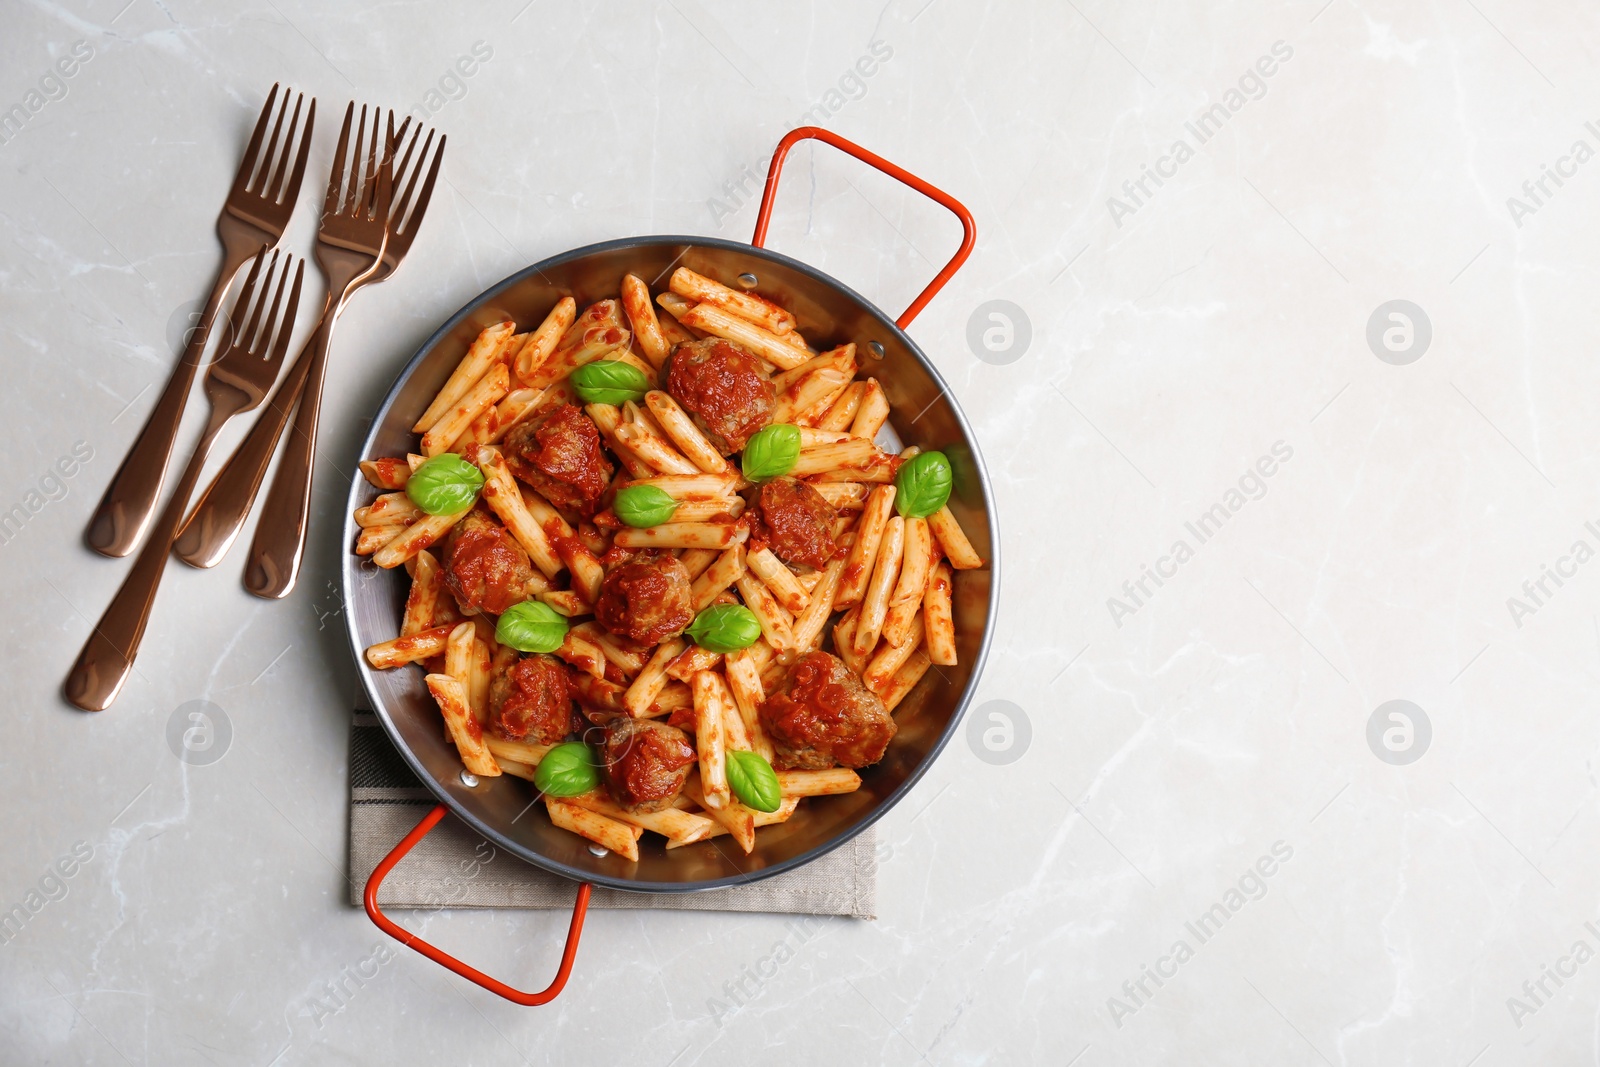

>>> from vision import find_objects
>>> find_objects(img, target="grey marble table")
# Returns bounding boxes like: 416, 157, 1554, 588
4, 1, 1599, 1064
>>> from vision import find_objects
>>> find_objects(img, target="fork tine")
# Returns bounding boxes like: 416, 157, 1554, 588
264, 92, 303, 204
252, 89, 289, 196
359, 106, 381, 217
280, 97, 316, 208
401, 133, 444, 238
266, 261, 306, 368
390, 115, 413, 160
230, 84, 279, 199
348, 104, 370, 216
234, 248, 277, 353
392, 127, 433, 232
373, 113, 395, 225
324, 102, 355, 218
252, 253, 290, 357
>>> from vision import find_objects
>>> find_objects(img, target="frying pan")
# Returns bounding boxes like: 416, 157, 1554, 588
344, 128, 995, 1004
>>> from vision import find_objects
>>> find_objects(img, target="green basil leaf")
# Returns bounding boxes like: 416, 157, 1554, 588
494, 600, 569, 653
685, 603, 762, 653
569, 360, 652, 405
612, 484, 679, 528
534, 741, 599, 797
404, 453, 484, 516
726, 749, 782, 813
740, 423, 801, 483
894, 450, 953, 519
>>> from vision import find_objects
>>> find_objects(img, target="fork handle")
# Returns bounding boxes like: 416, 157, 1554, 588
66, 408, 231, 711
171, 299, 330, 570
240, 305, 342, 599
86, 249, 250, 557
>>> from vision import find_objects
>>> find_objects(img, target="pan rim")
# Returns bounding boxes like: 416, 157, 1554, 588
343, 233, 999, 894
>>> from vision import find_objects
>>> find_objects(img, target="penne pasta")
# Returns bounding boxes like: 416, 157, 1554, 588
881, 516, 932, 647
412, 320, 515, 432
621, 274, 671, 368
792, 551, 849, 653
355, 523, 406, 555
484, 387, 547, 445
669, 267, 798, 334
468, 636, 492, 725
677, 547, 721, 583
360, 457, 412, 490
585, 402, 656, 479
517, 486, 605, 603
566, 790, 716, 845
644, 390, 727, 473
745, 546, 809, 615
679, 302, 810, 370
850, 379, 890, 440
666, 644, 722, 683
512, 297, 577, 385
790, 437, 883, 477
810, 481, 869, 510
625, 472, 745, 500
864, 613, 924, 694
545, 797, 641, 861
815, 381, 867, 432
615, 401, 699, 475
680, 773, 757, 852
523, 300, 629, 391
720, 676, 752, 752
929, 504, 984, 570
880, 648, 933, 713
372, 508, 474, 569
923, 560, 957, 665
538, 589, 593, 617
690, 544, 746, 613
832, 606, 869, 676
735, 572, 794, 654
614, 522, 744, 551
691, 671, 731, 810
424, 674, 500, 777
400, 549, 443, 636
625, 638, 685, 716
445, 621, 475, 689
776, 768, 862, 797
836, 485, 896, 607
365, 623, 455, 669
475, 446, 564, 579
421, 362, 510, 457
723, 648, 775, 762
484, 735, 554, 766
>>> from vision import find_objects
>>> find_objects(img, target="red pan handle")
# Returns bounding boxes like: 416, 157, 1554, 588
750, 126, 977, 330
363, 803, 593, 1005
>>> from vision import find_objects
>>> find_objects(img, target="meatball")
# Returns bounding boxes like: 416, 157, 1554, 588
488, 653, 577, 743
443, 508, 542, 616
759, 651, 896, 770
502, 403, 613, 515
754, 477, 839, 569
594, 550, 694, 645
600, 717, 696, 812
665, 337, 775, 454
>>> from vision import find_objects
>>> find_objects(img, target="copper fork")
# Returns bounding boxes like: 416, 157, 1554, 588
66, 250, 305, 711
86, 85, 313, 558
172, 111, 445, 591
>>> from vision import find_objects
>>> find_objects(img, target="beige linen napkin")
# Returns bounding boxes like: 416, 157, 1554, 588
347, 711, 876, 918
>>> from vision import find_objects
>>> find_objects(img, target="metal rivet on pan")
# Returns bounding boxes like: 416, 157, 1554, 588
588, 844, 609, 857
459, 771, 479, 788
737, 272, 758, 289
867, 341, 885, 360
